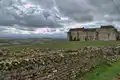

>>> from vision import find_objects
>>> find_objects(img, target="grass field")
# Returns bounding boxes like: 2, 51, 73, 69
81, 60, 120, 80
7, 41, 120, 50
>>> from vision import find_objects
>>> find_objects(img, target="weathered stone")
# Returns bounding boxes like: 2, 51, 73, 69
0, 46, 120, 80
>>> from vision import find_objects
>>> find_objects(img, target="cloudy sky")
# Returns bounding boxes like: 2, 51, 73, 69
0, 0, 120, 38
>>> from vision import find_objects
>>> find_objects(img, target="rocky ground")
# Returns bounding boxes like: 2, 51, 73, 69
114, 73, 120, 80
0, 46, 120, 80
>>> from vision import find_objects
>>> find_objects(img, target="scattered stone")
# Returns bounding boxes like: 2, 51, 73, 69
0, 46, 120, 80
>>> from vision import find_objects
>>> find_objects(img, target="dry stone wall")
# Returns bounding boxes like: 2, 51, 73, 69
0, 46, 120, 80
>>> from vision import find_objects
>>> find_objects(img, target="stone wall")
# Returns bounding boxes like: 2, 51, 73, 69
0, 46, 120, 80
87, 31, 96, 41
78, 31, 86, 41
96, 28, 117, 41
71, 31, 78, 40
68, 26, 118, 41
109, 32, 117, 41
98, 31, 109, 41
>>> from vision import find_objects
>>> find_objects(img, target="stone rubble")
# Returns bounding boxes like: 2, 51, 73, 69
0, 46, 120, 80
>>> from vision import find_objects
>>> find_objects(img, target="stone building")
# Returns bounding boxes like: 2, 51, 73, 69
67, 25, 119, 41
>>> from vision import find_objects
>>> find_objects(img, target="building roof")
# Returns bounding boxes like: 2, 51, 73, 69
69, 28, 97, 32
100, 25, 118, 32
69, 28, 84, 31
84, 28, 97, 31
68, 25, 118, 32
101, 25, 115, 28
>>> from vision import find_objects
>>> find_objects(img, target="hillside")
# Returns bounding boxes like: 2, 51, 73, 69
7, 41, 120, 50
0, 40, 120, 80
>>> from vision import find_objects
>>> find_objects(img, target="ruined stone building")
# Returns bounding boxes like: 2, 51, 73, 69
67, 25, 119, 41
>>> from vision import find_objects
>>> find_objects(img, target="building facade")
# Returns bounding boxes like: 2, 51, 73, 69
67, 25, 119, 41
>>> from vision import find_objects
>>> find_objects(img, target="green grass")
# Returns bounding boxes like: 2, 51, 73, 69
0, 39, 11, 43
7, 41, 120, 50
81, 60, 120, 80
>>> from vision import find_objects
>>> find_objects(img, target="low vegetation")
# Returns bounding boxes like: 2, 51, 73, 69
81, 59, 120, 80
1, 39, 120, 80
7, 41, 120, 50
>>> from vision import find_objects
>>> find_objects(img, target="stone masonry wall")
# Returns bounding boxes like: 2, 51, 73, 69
0, 46, 120, 80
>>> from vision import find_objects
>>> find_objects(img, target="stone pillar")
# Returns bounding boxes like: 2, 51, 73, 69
77, 31, 79, 41
67, 32, 71, 41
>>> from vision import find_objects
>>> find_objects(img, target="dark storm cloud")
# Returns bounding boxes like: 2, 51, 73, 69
0, 0, 120, 28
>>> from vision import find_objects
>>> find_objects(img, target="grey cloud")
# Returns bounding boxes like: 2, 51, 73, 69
0, 0, 120, 29
88, 0, 120, 20
56, 0, 120, 23
0, 27, 7, 32
0, 0, 64, 27
56, 0, 94, 22
11, 24, 35, 31
30, 0, 55, 9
